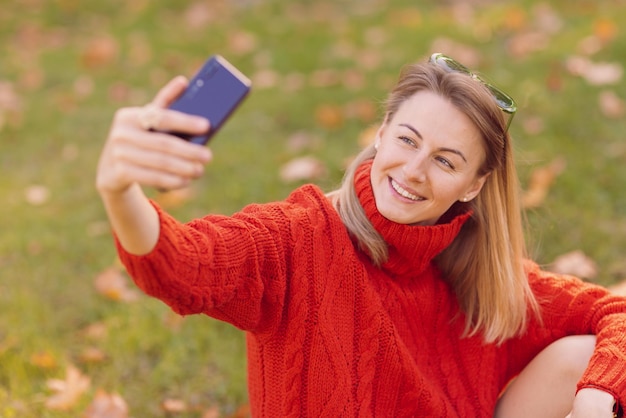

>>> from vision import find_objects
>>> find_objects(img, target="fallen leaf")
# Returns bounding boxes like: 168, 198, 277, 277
358, 124, 380, 149
593, 18, 618, 43
344, 99, 377, 123
154, 186, 196, 209
183, 2, 216, 29
24, 184, 50, 206
309, 69, 341, 88
522, 157, 566, 208
565, 56, 623, 86
45, 365, 91, 411
81, 322, 108, 341
508, 31, 549, 59
162, 398, 188, 413
81, 35, 119, 69
315, 104, 344, 130
532, 3, 563, 35
503, 6, 528, 32
30, 351, 58, 369
550, 250, 598, 280
279, 156, 326, 183
286, 131, 319, 153
521, 115, 545, 135
227, 404, 251, 418
598, 90, 625, 119
94, 266, 140, 302
251, 69, 279, 89
228, 30, 258, 55
79, 347, 107, 365
83, 389, 129, 418
202, 406, 221, 418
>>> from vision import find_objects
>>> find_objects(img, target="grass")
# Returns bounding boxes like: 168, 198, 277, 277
1, 0, 626, 416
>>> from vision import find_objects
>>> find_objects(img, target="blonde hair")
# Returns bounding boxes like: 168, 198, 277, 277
332, 62, 539, 344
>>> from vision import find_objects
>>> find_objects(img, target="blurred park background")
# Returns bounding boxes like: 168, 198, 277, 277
1, 0, 625, 416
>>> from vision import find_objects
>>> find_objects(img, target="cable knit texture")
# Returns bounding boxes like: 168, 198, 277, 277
117, 160, 626, 417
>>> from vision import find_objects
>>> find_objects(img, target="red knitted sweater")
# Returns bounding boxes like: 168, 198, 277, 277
117, 161, 626, 417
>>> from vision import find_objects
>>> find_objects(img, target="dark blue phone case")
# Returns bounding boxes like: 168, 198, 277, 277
168, 55, 251, 145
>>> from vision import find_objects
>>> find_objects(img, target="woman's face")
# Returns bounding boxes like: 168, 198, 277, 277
371, 90, 489, 225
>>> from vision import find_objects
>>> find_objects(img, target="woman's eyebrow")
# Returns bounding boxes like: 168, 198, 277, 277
399, 123, 467, 163
399, 123, 422, 139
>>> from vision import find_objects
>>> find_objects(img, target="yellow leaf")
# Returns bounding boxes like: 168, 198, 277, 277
45, 365, 91, 411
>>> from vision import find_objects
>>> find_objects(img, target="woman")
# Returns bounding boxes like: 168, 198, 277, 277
96, 53, 625, 417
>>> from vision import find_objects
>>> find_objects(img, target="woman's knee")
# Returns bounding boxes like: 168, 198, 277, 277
544, 335, 596, 381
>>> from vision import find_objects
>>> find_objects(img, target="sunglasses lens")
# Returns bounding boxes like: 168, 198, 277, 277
485, 85, 516, 114
431, 54, 471, 75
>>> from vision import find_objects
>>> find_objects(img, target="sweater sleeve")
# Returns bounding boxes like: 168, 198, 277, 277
115, 197, 301, 333
527, 261, 626, 408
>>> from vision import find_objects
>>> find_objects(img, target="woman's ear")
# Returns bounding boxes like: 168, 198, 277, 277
374, 113, 391, 149
460, 172, 490, 202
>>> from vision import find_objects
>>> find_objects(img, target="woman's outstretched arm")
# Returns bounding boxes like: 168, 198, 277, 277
96, 76, 211, 255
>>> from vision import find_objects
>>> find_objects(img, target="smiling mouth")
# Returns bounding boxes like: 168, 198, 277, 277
390, 178, 424, 201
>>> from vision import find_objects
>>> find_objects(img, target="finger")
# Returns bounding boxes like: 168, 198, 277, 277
127, 128, 213, 163
149, 108, 210, 138
118, 144, 208, 179
113, 162, 195, 191
151, 76, 189, 108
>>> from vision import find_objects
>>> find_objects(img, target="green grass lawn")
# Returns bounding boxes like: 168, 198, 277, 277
1, 0, 625, 416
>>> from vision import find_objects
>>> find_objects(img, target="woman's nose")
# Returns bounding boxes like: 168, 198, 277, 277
402, 152, 428, 183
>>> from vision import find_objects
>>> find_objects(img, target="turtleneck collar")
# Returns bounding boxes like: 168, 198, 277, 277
354, 159, 471, 276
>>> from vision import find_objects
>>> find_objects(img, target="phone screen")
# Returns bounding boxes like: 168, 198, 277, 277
168, 55, 251, 145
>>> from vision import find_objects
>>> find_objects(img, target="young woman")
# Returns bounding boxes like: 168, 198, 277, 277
96, 53, 626, 417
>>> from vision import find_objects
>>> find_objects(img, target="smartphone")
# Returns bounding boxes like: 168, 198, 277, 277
167, 55, 251, 145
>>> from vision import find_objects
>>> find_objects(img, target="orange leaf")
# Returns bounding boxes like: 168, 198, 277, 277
522, 157, 566, 208
593, 18, 618, 43
94, 266, 140, 302
154, 186, 196, 209
81, 35, 119, 69
83, 389, 129, 418
45, 365, 91, 411
30, 351, 57, 370
315, 104, 344, 130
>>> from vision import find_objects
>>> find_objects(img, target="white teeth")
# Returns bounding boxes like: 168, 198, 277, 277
391, 179, 422, 201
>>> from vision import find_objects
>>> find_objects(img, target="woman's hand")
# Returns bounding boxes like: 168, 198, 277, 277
96, 76, 212, 196
95, 76, 213, 255
566, 388, 617, 418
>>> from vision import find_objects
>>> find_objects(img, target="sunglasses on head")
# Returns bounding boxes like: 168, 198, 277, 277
429, 53, 517, 132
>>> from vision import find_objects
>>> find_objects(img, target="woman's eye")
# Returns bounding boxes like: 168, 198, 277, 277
399, 136, 416, 146
436, 156, 454, 169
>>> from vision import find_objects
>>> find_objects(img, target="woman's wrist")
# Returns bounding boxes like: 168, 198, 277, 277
572, 388, 617, 417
